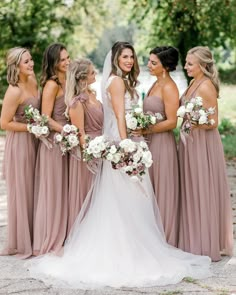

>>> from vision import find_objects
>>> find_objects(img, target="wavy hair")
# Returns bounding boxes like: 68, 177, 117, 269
111, 41, 140, 99
40, 43, 67, 87
188, 46, 220, 95
65, 58, 93, 117
6, 47, 29, 86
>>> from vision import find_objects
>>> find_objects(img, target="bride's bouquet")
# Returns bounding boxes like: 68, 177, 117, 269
177, 96, 215, 135
83, 136, 153, 181
54, 124, 80, 155
125, 106, 163, 132
24, 105, 49, 138
107, 139, 153, 182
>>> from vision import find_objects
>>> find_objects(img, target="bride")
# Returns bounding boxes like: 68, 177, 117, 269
27, 41, 211, 289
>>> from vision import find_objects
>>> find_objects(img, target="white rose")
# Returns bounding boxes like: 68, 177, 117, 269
41, 126, 49, 135
185, 102, 194, 112
55, 133, 63, 142
150, 116, 157, 124
142, 151, 153, 167
70, 125, 78, 132
195, 96, 203, 106
177, 106, 186, 117
199, 115, 208, 125
134, 107, 142, 114
126, 117, 138, 130
124, 166, 133, 172
209, 119, 215, 125
31, 125, 38, 134
68, 134, 79, 146
112, 153, 121, 163
133, 151, 142, 163
109, 145, 117, 154
155, 113, 163, 121
139, 141, 148, 149
199, 109, 206, 116
63, 124, 72, 133
106, 153, 113, 161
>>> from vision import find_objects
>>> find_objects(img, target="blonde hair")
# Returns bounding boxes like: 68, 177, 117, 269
188, 46, 220, 95
65, 58, 93, 117
6, 47, 28, 86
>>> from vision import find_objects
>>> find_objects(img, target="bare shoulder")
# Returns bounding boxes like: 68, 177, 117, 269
198, 79, 217, 100
42, 80, 59, 96
3, 85, 22, 103
109, 76, 125, 89
162, 80, 179, 99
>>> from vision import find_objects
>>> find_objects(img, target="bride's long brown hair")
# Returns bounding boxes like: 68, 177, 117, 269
111, 41, 140, 99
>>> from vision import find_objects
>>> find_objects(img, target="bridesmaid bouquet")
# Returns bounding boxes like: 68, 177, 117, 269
83, 136, 153, 181
177, 96, 215, 134
125, 106, 163, 132
24, 105, 49, 137
54, 124, 80, 155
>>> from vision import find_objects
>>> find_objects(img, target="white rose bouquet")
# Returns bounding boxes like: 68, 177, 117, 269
54, 124, 80, 155
24, 105, 50, 138
177, 96, 215, 135
125, 106, 163, 132
110, 139, 153, 182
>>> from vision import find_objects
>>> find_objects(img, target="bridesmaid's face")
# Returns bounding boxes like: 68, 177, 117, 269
18, 51, 34, 76
118, 48, 134, 74
87, 65, 96, 85
184, 54, 202, 78
57, 49, 70, 73
147, 54, 164, 77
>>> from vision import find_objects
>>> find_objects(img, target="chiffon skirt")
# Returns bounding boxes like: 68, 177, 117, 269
27, 159, 212, 289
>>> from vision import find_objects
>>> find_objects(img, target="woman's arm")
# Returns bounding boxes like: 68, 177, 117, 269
69, 102, 85, 146
108, 77, 127, 140
194, 80, 218, 130
1, 86, 28, 132
41, 80, 64, 132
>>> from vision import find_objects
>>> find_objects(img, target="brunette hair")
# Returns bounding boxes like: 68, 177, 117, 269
150, 46, 179, 72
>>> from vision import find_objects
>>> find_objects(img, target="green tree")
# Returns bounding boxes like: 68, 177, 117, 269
122, 0, 236, 75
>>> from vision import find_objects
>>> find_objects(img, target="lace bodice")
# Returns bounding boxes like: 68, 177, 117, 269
103, 76, 138, 141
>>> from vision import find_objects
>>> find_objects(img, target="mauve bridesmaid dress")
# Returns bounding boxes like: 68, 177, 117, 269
2, 96, 40, 258
33, 95, 69, 256
178, 78, 233, 261
143, 95, 179, 247
67, 95, 103, 235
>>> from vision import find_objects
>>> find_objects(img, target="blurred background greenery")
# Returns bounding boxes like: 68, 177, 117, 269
0, 0, 236, 157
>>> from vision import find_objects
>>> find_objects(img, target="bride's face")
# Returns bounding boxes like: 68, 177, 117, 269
118, 48, 134, 74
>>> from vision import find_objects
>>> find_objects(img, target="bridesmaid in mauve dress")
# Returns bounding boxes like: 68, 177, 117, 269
178, 46, 233, 261
33, 43, 70, 256
133, 46, 180, 247
65, 58, 103, 235
0, 47, 39, 258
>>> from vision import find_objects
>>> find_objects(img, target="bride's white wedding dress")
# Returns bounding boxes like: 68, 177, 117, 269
27, 76, 211, 289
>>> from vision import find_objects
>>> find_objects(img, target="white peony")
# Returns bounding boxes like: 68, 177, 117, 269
199, 115, 208, 124
177, 106, 186, 117
133, 151, 142, 163
155, 112, 163, 121
139, 141, 148, 149
150, 116, 157, 124
31, 125, 38, 134
208, 107, 215, 115
70, 125, 78, 132
119, 139, 136, 153
112, 153, 121, 163
142, 151, 153, 167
